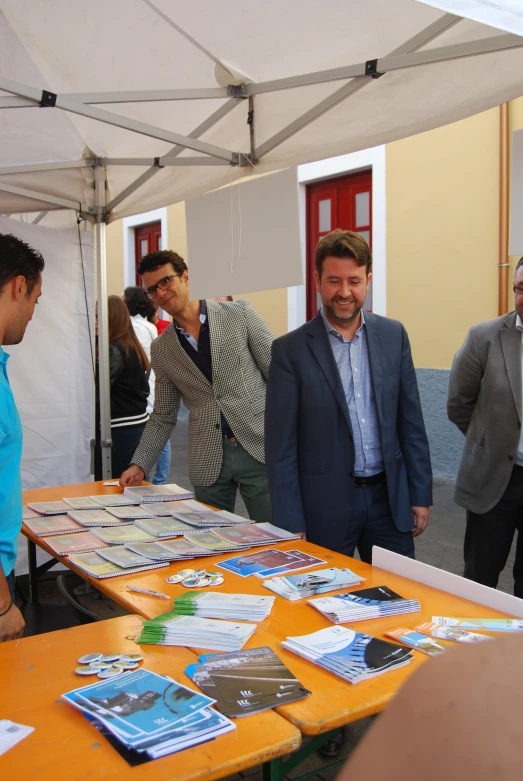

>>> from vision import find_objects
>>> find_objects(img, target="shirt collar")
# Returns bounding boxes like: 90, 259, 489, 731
517, 314, 523, 332
320, 307, 366, 339
0, 346, 9, 366
173, 300, 207, 333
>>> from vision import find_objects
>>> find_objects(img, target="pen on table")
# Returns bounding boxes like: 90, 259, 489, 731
126, 585, 170, 600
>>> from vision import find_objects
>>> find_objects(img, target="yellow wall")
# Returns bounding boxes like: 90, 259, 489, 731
387, 109, 500, 369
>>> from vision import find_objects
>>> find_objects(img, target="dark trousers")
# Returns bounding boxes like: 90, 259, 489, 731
464, 465, 523, 598
94, 424, 145, 480
343, 475, 415, 563
194, 438, 272, 522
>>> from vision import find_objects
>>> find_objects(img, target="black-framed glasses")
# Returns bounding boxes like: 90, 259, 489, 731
145, 273, 181, 298
513, 285, 523, 296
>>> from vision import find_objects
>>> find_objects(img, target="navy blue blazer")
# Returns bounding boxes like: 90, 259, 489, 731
264, 312, 432, 553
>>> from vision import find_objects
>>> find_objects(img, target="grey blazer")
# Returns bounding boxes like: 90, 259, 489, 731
447, 311, 522, 513
132, 299, 274, 486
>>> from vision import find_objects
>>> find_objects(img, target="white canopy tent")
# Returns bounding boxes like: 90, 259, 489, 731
1, 0, 523, 476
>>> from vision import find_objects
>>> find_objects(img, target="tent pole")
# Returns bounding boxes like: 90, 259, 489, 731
94, 166, 112, 479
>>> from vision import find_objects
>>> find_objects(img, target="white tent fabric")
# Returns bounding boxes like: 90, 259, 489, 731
1, 0, 523, 222
417, 1, 523, 37
0, 217, 95, 490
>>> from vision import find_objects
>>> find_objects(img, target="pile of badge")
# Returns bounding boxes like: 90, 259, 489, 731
166, 568, 224, 587
75, 652, 143, 678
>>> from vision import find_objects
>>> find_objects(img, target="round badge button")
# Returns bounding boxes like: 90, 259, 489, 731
75, 666, 98, 676
113, 660, 139, 670
78, 653, 103, 664
97, 667, 123, 679
99, 654, 122, 663
182, 576, 211, 588
119, 653, 143, 663
207, 575, 224, 586
89, 662, 113, 670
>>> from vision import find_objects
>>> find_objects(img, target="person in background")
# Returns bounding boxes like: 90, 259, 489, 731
265, 229, 432, 559
153, 308, 171, 336
123, 287, 171, 484
448, 258, 523, 597
120, 250, 273, 521
96, 295, 149, 479
0, 233, 44, 641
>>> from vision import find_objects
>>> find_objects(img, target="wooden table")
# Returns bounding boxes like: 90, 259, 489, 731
21, 482, 519, 755
0, 614, 301, 781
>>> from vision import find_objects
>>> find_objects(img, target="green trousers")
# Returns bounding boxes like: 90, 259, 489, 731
194, 438, 272, 522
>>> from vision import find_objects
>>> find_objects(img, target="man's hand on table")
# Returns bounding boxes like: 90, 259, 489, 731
296, 531, 307, 541
0, 603, 25, 642
119, 464, 145, 487
411, 506, 429, 537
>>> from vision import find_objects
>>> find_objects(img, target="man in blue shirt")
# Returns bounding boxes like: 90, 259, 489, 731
265, 230, 432, 559
0, 233, 44, 642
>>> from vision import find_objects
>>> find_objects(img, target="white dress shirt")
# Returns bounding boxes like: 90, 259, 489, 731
131, 314, 158, 414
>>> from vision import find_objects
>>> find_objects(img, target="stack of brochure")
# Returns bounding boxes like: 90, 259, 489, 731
125, 542, 185, 561
43, 531, 112, 557
145, 538, 221, 560
62, 668, 235, 760
385, 627, 447, 657
27, 500, 70, 515
91, 526, 157, 545
105, 505, 156, 520
135, 515, 206, 538
171, 592, 275, 622
68, 551, 169, 578
415, 621, 491, 643
171, 506, 255, 528
185, 646, 311, 718
63, 497, 102, 511
139, 502, 178, 516
90, 494, 138, 508
138, 612, 257, 651
308, 585, 421, 624
430, 616, 523, 633
124, 483, 194, 503
218, 549, 326, 578
263, 567, 365, 601
67, 509, 133, 528
211, 522, 301, 547
97, 547, 170, 570
23, 514, 84, 537
282, 625, 413, 683
184, 531, 250, 554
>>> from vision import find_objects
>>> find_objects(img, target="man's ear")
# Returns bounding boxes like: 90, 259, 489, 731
10, 275, 26, 302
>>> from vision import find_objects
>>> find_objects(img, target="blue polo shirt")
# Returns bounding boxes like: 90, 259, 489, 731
0, 347, 23, 578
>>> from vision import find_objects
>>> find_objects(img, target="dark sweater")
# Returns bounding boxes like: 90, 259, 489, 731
109, 342, 149, 428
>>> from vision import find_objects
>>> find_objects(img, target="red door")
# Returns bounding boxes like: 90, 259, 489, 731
306, 170, 372, 320
134, 221, 162, 285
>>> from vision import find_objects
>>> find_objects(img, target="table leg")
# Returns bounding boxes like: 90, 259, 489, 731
28, 538, 38, 604
263, 729, 346, 781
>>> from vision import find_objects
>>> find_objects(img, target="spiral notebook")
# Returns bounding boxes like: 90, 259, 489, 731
67, 551, 169, 579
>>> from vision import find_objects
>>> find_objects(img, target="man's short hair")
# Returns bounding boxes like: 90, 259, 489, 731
138, 249, 187, 277
0, 233, 45, 294
123, 286, 156, 320
315, 229, 372, 277
515, 257, 523, 274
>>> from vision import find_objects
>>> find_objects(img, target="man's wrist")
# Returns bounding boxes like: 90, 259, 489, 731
0, 598, 13, 617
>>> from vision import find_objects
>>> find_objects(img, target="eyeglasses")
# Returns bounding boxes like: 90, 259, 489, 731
145, 273, 181, 298
513, 285, 523, 296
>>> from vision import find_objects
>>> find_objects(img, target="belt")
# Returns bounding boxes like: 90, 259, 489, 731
354, 471, 386, 486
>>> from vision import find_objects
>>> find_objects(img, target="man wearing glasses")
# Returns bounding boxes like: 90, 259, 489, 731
448, 257, 523, 597
119, 250, 273, 522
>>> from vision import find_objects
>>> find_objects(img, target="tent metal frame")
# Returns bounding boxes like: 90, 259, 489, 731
1, 11, 522, 477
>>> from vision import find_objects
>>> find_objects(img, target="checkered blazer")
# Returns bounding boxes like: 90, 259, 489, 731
131, 299, 274, 486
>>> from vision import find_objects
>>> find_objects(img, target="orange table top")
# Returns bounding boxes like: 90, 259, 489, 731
22, 481, 518, 736
0, 615, 301, 781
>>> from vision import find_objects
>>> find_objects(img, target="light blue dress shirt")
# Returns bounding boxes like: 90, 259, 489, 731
0, 347, 23, 577
320, 308, 384, 477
